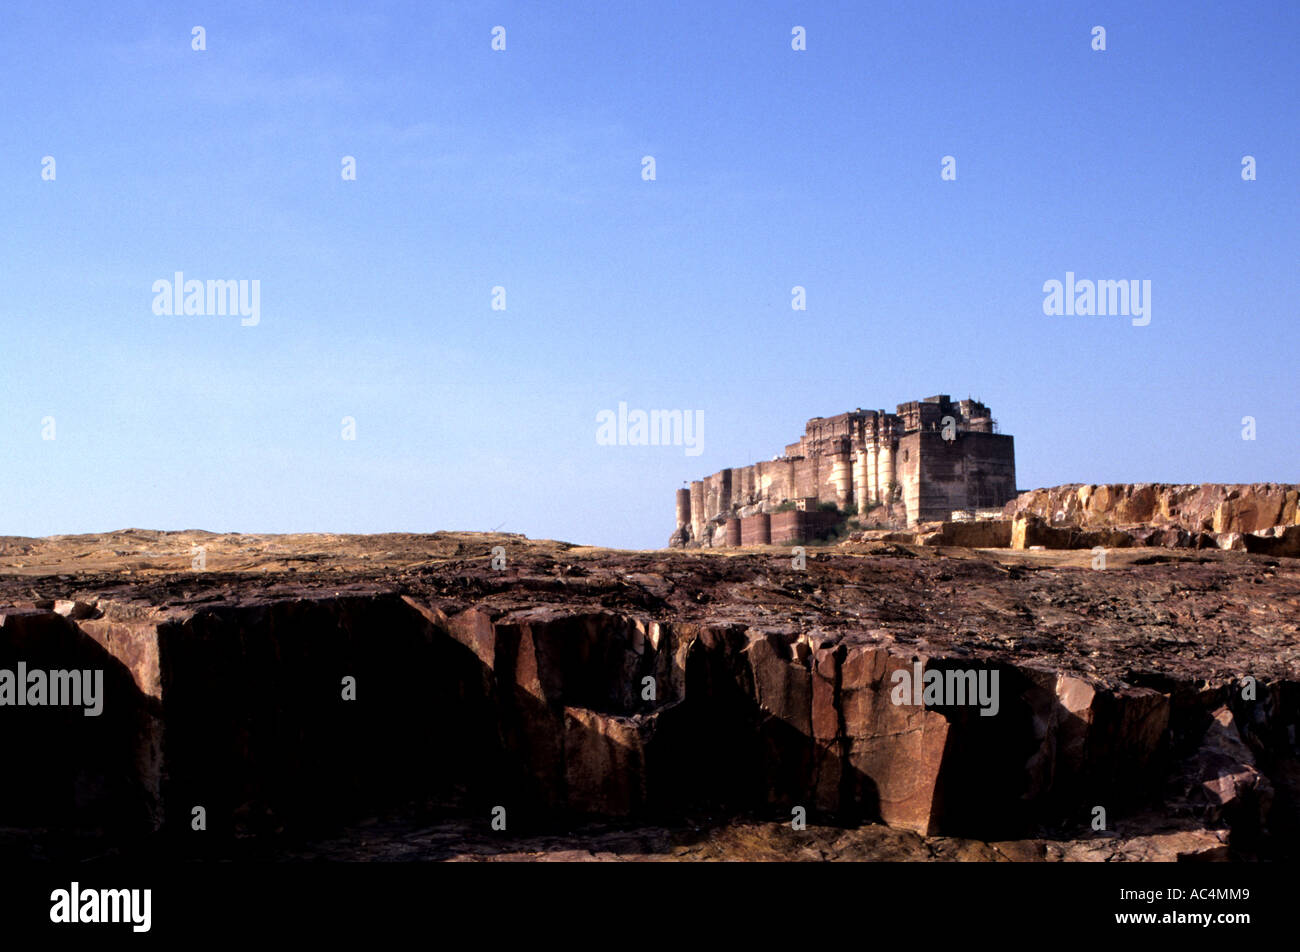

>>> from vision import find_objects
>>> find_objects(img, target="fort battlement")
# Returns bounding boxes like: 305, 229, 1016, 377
670, 395, 1016, 547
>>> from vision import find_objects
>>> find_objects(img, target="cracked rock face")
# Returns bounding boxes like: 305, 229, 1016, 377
1006, 483, 1300, 535
0, 530, 1297, 861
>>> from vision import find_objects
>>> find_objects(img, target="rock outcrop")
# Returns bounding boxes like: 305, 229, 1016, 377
1010, 514, 1137, 550
2, 532, 1298, 860
1006, 483, 1300, 534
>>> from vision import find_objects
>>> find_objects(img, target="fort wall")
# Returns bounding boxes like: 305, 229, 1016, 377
671, 395, 1017, 546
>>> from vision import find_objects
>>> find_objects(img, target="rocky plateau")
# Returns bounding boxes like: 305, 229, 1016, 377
1, 524, 1297, 862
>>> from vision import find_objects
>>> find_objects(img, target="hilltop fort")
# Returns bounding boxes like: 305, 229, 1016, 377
670, 394, 1017, 547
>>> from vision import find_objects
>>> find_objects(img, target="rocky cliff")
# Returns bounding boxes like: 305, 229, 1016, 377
1, 530, 1297, 861
1005, 483, 1300, 534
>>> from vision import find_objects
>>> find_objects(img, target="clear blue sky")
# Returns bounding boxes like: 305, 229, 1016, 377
1, 1, 1295, 549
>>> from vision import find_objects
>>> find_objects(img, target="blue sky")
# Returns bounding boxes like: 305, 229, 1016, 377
1, 1, 1295, 549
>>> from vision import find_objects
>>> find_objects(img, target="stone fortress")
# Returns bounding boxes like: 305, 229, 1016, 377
670, 395, 1017, 547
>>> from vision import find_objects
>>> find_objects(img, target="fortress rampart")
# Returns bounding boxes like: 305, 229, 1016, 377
670, 395, 1017, 547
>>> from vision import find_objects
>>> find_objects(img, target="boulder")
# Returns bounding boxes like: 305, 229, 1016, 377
1243, 524, 1300, 557
922, 520, 1012, 548
1168, 706, 1273, 828
1216, 532, 1244, 551
1011, 514, 1054, 549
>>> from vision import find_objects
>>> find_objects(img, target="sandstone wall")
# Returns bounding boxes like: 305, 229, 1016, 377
740, 514, 771, 545
900, 432, 1017, 524
770, 510, 841, 545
